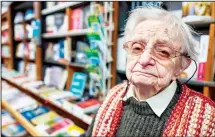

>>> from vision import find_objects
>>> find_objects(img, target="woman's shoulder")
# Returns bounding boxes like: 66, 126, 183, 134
186, 87, 215, 109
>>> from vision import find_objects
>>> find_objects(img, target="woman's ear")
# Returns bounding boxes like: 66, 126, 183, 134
173, 57, 192, 77
182, 57, 192, 70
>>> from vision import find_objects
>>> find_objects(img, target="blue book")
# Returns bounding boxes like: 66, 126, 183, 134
69, 72, 87, 98
59, 40, 64, 59
20, 106, 50, 121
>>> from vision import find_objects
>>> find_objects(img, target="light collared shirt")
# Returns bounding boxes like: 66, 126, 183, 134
122, 80, 177, 117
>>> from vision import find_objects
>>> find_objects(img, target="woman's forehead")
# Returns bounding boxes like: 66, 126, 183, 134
130, 20, 182, 50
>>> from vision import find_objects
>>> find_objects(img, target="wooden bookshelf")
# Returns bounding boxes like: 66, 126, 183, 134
2, 77, 90, 130
2, 100, 42, 136
10, 2, 43, 81
203, 2, 215, 100
1, 6, 14, 70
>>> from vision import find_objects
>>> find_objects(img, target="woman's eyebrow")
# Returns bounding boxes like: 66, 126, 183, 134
132, 37, 148, 43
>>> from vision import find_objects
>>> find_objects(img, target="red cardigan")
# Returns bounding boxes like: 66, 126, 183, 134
92, 81, 215, 137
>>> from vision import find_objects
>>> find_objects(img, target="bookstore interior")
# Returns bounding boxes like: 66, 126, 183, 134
1, 1, 215, 137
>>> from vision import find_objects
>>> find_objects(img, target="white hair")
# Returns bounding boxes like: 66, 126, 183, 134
124, 6, 199, 61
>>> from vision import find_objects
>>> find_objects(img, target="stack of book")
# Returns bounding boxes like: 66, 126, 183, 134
45, 39, 71, 62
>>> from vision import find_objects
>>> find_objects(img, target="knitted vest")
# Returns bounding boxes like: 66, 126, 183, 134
92, 81, 215, 137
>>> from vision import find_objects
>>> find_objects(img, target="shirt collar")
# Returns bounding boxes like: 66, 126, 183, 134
122, 81, 177, 117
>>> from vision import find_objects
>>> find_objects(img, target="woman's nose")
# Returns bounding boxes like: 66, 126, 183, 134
138, 48, 155, 67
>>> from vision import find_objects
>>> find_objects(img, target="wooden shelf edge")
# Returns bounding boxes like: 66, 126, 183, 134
2, 77, 89, 130
178, 78, 215, 87
1, 42, 10, 45
2, 56, 11, 59
41, 2, 83, 15
2, 100, 42, 136
42, 29, 90, 38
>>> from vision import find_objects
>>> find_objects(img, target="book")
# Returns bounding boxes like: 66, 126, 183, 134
76, 98, 101, 113
20, 105, 50, 121
44, 66, 67, 89
59, 70, 68, 90
66, 124, 85, 136
45, 119, 74, 135
197, 35, 209, 81
2, 110, 16, 127
2, 122, 27, 137
75, 41, 89, 64
31, 111, 63, 126
70, 8, 84, 30
69, 72, 87, 98
28, 83, 56, 93
7, 94, 38, 110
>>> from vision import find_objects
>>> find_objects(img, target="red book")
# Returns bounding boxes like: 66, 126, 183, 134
45, 119, 73, 135
76, 99, 101, 113
70, 8, 83, 30
197, 62, 206, 81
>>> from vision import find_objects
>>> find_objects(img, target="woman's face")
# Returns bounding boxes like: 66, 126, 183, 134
126, 20, 185, 90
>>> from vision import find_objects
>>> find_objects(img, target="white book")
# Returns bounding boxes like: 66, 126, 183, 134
58, 70, 68, 90
199, 35, 209, 62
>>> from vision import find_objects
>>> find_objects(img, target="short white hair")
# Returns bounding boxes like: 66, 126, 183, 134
124, 6, 199, 61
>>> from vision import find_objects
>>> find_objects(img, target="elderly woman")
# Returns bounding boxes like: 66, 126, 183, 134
86, 7, 215, 137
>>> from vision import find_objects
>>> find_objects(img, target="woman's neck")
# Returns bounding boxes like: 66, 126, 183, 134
133, 83, 170, 101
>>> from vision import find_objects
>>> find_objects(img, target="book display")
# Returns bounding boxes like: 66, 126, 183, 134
1, 1, 119, 136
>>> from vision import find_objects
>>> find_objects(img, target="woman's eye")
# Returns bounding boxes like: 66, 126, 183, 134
131, 46, 143, 54
158, 50, 170, 58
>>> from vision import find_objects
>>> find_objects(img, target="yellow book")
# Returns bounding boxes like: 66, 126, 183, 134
67, 124, 85, 136
31, 111, 62, 126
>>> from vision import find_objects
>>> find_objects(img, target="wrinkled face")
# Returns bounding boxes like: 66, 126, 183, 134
125, 20, 185, 90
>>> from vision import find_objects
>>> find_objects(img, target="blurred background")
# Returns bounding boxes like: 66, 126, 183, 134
1, 1, 215, 137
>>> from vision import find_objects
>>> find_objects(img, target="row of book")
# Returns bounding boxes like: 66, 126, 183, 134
182, 2, 212, 22
16, 42, 36, 59
45, 4, 90, 33
14, 9, 34, 24
2, 109, 28, 136
14, 22, 34, 40
2, 80, 86, 136
2, 67, 101, 125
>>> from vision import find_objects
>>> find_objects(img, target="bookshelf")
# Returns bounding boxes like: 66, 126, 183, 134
40, 1, 119, 95
10, 2, 43, 81
2, 1, 119, 133
203, 2, 215, 99
1, 6, 14, 70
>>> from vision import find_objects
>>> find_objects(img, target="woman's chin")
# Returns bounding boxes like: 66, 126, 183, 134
131, 76, 156, 86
